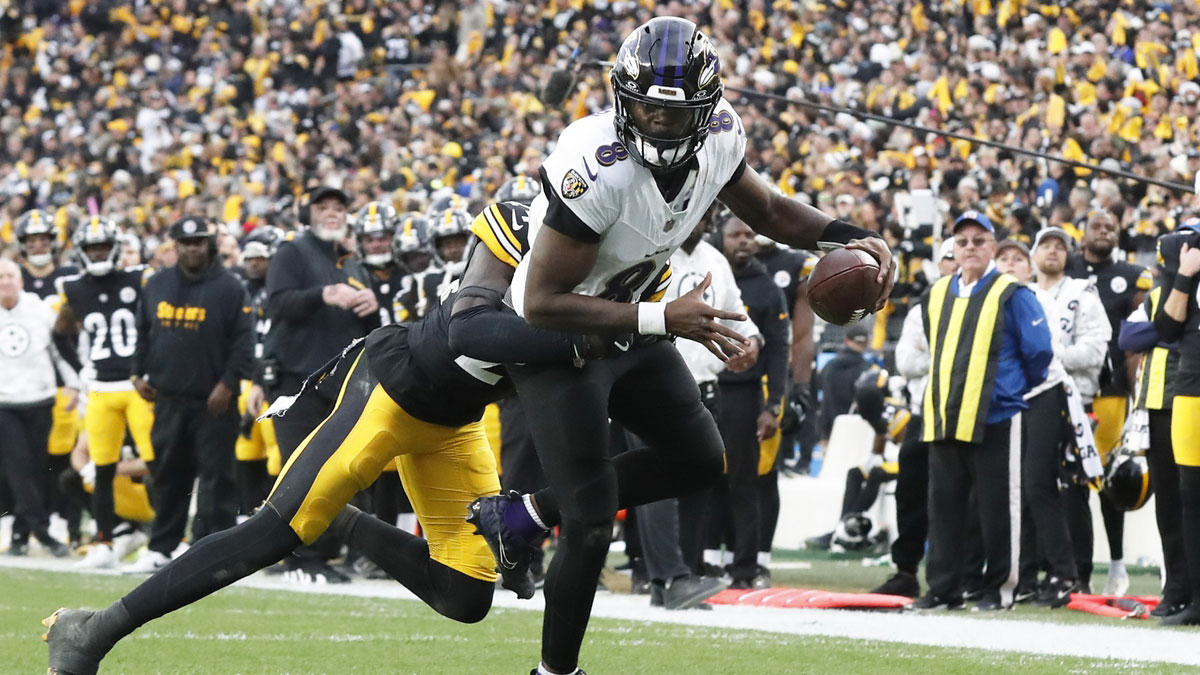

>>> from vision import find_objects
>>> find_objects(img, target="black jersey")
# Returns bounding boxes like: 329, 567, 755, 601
1155, 229, 1200, 396
756, 245, 814, 314
393, 265, 463, 324
367, 265, 404, 326
242, 276, 270, 361
366, 202, 532, 427
1066, 254, 1153, 396
57, 267, 147, 382
23, 264, 78, 302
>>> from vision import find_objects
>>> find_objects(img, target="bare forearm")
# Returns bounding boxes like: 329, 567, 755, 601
526, 292, 639, 335
1164, 287, 1190, 322
791, 338, 814, 383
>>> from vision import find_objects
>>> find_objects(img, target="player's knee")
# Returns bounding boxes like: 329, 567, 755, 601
867, 466, 888, 481
565, 520, 615, 554
437, 585, 492, 624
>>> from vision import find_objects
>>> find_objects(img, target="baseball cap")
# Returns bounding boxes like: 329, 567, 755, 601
953, 210, 995, 233
169, 216, 215, 240
1032, 226, 1074, 251
937, 239, 955, 260
309, 185, 350, 206
995, 238, 1030, 259
845, 321, 872, 343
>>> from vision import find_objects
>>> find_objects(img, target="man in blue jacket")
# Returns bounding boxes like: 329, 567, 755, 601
910, 212, 1054, 611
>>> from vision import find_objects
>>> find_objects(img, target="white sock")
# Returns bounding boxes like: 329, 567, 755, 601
524, 494, 549, 530
538, 663, 581, 675
1110, 559, 1126, 574
757, 551, 771, 567
703, 549, 721, 566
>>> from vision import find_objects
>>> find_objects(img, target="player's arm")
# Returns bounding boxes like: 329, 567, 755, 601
791, 275, 815, 385
718, 165, 895, 310
524, 227, 749, 360
1159, 242, 1200, 333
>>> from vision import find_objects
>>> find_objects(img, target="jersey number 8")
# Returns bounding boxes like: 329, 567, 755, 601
597, 260, 658, 303
83, 309, 137, 361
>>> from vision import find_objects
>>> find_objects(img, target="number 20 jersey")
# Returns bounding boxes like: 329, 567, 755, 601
510, 98, 746, 317
57, 267, 146, 383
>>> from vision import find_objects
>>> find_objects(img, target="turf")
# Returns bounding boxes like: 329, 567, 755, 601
1, 567, 1180, 674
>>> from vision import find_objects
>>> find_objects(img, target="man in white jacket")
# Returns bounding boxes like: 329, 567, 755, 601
0, 259, 79, 557
1032, 227, 1115, 595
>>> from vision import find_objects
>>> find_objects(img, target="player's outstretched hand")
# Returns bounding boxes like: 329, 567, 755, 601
1180, 242, 1200, 276
846, 237, 896, 312
665, 273, 750, 362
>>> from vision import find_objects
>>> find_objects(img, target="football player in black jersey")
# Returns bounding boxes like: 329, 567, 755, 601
354, 200, 404, 326
54, 217, 154, 569
1065, 210, 1152, 594
395, 206, 471, 322
234, 227, 285, 516
42, 202, 616, 674
1152, 224, 1200, 626
393, 212, 434, 278
14, 208, 84, 546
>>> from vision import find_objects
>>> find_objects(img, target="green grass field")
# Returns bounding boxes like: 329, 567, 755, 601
1, 564, 1186, 674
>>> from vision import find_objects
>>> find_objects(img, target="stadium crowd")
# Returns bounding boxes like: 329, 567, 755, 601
3, 0, 1200, 627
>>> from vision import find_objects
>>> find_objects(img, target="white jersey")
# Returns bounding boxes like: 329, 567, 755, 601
512, 99, 747, 316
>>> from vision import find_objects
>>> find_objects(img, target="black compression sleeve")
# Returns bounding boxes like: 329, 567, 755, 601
818, 219, 881, 247
448, 297, 583, 365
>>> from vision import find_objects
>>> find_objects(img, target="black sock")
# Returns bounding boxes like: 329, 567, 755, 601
92, 463, 118, 543
237, 459, 271, 515
113, 507, 300, 642
345, 509, 492, 623
1179, 466, 1200, 603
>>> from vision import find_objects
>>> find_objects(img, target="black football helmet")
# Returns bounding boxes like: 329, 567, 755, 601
609, 17, 724, 172
14, 209, 60, 267
354, 201, 400, 267
1102, 448, 1153, 512
426, 191, 469, 219
241, 226, 285, 263
72, 215, 123, 276
392, 212, 433, 273
428, 207, 471, 265
496, 175, 542, 206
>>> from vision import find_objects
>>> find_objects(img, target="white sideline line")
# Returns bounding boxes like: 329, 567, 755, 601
5, 556, 1198, 667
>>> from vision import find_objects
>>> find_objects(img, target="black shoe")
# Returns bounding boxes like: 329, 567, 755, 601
871, 571, 920, 599
973, 592, 1010, 612
750, 566, 771, 589
911, 593, 965, 611
632, 572, 651, 595
1031, 577, 1076, 609
530, 669, 587, 675
962, 586, 987, 603
1013, 585, 1038, 604
466, 491, 537, 600
805, 532, 833, 550
8, 540, 28, 556
658, 575, 728, 610
699, 563, 729, 580
42, 608, 118, 675
729, 577, 754, 590
1161, 604, 1200, 627
1150, 599, 1190, 618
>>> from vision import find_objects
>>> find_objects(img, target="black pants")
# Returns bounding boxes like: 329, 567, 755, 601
147, 396, 238, 555
1146, 408, 1190, 604
1065, 483, 1096, 588
715, 382, 763, 583
890, 415, 928, 575
927, 419, 1019, 603
510, 341, 725, 672
0, 404, 54, 536
1018, 386, 1077, 586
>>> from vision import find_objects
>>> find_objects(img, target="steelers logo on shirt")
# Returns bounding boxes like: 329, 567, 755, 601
774, 270, 792, 289
1110, 276, 1127, 294
561, 169, 589, 200
0, 323, 31, 358
119, 287, 137, 304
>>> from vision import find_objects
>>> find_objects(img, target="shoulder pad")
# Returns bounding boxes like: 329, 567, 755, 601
470, 202, 530, 270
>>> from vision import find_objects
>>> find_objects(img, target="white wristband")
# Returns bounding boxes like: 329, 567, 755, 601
637, 302, 667, 336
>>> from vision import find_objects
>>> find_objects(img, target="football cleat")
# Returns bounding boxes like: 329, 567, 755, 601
1031, 577, 1076, 609
121, 549, 169, 574
910, 593, 966, 611
76, 543, 116, 570
871, 571, 921, 599
42, 608, 111, 675
466, 491, 537, 599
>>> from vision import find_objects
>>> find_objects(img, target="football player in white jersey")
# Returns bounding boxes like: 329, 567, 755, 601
472, 17, 894, 675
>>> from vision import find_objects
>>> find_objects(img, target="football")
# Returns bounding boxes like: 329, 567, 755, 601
807, 248, 884, 325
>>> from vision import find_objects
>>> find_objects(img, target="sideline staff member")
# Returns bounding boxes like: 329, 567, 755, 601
912, 212, 1053, 611
130, 216, 254, 572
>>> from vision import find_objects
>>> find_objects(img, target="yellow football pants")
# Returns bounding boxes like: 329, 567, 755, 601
235, 380, 281, 475
85, 389, 155, 465
48, 388, 81, 456
1172, 396, 1200, 467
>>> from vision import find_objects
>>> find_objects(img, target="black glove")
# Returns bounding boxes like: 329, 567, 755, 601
780, 386, 811, 434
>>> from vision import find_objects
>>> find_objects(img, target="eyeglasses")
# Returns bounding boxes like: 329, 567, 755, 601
954, 236, 992, 248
